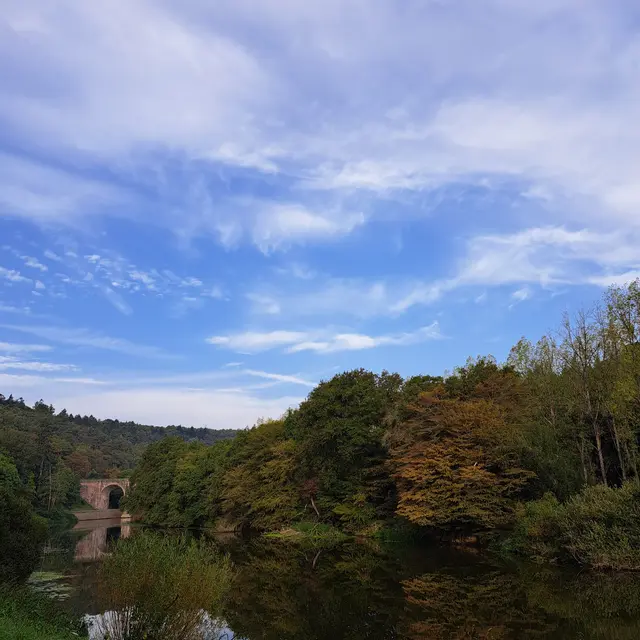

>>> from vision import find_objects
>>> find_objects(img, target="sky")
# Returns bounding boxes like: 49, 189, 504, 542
1, 0, 640, 429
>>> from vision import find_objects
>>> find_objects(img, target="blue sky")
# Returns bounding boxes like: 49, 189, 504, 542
1, 0, 640, 428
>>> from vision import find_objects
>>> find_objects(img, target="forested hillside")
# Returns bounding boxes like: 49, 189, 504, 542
127, 280, 640, 569
0, 395, 236, 514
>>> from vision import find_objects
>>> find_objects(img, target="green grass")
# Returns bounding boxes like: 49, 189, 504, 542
0, 586, 86, 640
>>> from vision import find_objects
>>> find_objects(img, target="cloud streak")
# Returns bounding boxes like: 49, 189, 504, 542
207, 323, 441, 354
1, 325, 170, 359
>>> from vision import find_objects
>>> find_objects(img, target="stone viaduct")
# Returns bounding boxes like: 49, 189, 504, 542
80, 478, 130, 511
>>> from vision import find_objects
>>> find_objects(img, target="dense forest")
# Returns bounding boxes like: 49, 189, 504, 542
0, 395, 235, 580
127, 280, 640, 569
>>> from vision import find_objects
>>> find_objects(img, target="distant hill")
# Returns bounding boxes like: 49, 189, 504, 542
0, 392, 237, 479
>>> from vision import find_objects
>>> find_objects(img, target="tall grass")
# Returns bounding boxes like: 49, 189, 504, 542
92, 532, 233, 640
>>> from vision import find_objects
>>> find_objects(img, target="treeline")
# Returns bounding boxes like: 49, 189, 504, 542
0, 395, 236, 580
127, 280, 640, 568
0, 395, 235, 484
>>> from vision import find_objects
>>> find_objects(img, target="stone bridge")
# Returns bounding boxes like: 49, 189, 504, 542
80, 478, 130, 511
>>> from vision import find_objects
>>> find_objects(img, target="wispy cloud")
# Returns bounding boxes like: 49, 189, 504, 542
0, 356, 77, 372
0, 266, 31, 284
0, 304, 32, 315
22, 256, 48, 272
44, 250, 64, 263
0, 153, 128, 223
249, 225, 640, 319
286, 323, 441, 354
0, 342, 52, 353
207, 323, 441, 354
0, 325, 170, 359
207, 330, 308, 352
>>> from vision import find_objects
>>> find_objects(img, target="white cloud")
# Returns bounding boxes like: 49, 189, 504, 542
587, 271, 640, 287
0, 373, 106, 388
1, 0, 638, 259
0, 304, 31, 315
208, 323, 441, 354
0, 153, 127, 223
250, 204, 365, 253
44, 250, 63, 263
22, 256, 48, 272
181, 277, 203, 288
0, 342, 51, 353
207, 330, 308, 352
101, 286, 133, 315
34, 280, 46, 290
511, 287, 532, 302
0, 266, 31, 284
202, 286, 224, 299
286, 323, 441, 354
0, 356, 77, 372
248, 225, 640, 319
1, 324, 169, 358
241, 369, 315, 387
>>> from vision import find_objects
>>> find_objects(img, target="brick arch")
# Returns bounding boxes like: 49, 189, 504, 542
80, 478, 130, 511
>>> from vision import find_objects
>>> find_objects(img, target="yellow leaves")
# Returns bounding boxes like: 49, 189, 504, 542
391, 391, 533, 531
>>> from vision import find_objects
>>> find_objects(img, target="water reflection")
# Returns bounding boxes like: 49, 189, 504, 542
74, 521, 131, 562
8, 525, 640, 640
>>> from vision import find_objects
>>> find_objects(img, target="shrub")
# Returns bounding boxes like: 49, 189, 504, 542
508, 482, 640, 570
92, 532, 233, 640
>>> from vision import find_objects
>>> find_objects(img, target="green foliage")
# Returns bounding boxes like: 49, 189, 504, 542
0, 586, 86, 640
0, 454, 48, 584
125, 437, 234, 527
285, 369, 401, 524
221, 419, 299, 530
94, 531, 233, 640
0, 392, 234, 480
509, 482, 640, 569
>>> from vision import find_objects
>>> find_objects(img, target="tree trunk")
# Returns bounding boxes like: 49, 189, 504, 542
310, 496, 320, 519
594, 425, 608, 487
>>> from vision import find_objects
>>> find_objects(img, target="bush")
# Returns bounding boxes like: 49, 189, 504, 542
92, 532, 233, 640
508, 482, 640, 570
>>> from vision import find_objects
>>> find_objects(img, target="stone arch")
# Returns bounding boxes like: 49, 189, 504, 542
80, 478, 130, 511
104, 484, 125, 509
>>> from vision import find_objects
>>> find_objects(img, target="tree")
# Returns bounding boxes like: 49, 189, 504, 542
0, 454, 47, 583
392, 388, 533, 533
220, 420, 299, 530
284, 369, 402, 525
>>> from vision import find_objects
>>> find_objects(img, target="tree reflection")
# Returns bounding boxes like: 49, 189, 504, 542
400, 568, 555, 639
221, 538, 405, 640
91, 532, 232, 640
523, 567, 640, 639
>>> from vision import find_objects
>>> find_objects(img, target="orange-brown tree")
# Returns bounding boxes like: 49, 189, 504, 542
391, 369, 533, 533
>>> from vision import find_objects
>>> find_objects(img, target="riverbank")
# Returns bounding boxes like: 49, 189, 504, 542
0, 587, 86, 640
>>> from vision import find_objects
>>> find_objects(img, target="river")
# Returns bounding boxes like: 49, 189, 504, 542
23, 518, 640, 639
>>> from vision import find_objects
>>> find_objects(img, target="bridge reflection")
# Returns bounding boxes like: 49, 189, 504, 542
74, 519, 132, 562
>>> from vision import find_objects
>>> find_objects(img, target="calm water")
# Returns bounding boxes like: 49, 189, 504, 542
25, 520, 640, 639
